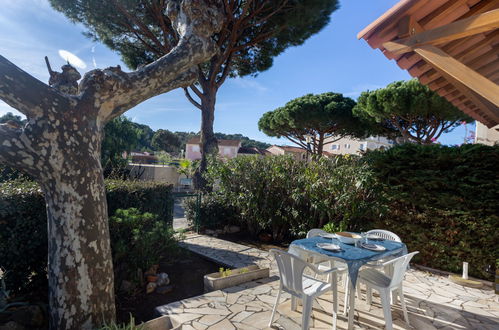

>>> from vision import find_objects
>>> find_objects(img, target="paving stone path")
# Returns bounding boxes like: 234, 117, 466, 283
155, 234, 499, 329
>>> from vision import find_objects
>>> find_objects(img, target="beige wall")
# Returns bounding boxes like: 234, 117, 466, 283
325, 136, 393, 155
475, 122, 499, 146
127, 164, 184, 185
266, 145, 285, 156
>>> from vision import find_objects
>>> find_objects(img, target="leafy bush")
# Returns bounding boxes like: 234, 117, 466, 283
183, 194, 239, 230
193, 144, 498, 280
110, 208, 180, 286
196, 155, 381, 240
0, 180, 174, 295
365, 143, 499, 280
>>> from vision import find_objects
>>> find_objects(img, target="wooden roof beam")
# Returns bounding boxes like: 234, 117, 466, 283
414, 44, 499, 108
383, 9, 499, 56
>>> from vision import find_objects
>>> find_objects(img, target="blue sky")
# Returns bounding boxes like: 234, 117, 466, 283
0, 0, 471, 145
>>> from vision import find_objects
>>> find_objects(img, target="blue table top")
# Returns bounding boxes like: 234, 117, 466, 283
290, 235, 407, 286
291, 236, 406, 262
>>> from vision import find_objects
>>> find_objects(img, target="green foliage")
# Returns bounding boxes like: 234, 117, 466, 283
218, 267, 232, 278
0, 112, 26, 126
151, 129, 181, 154
364, 143, 499, 279
102, 116, 139, 177
0, 180, 173, 295
109, 208, 180, 285
99, 315, 143, 330
259, 93, 372, 154
192, 144, 498, 280
183, 194, 238, 230
354, 80, 472, 144
50, 0, 339, 77
199, 155, 380, 240
214, 133, 270, 150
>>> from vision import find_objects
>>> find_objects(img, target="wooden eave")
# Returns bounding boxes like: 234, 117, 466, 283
358, 0, 499, 128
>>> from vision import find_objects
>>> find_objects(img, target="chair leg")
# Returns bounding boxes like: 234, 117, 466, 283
302, 295, 313, 330
357, 282, 362, 301
291, 295, 297, 311
398, 286, 410, 326
332, 274, 338, 330
268, 288, 282, 327
379, 290, 393, 330
366, 286, 372, 306
343, 275, 349, 316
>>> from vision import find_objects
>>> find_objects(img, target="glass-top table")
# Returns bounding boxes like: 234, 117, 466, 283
289, 235, 407, 329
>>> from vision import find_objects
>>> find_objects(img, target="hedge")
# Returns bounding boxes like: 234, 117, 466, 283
186, 144, 499, 280
0, 179, 173, 295
365, 143, 499, 280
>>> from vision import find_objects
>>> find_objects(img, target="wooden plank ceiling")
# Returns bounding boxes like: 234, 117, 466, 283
358, 0, 499, 128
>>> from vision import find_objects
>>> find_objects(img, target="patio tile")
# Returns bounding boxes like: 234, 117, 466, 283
207, 318, 235, 330
153, 234, 499, 330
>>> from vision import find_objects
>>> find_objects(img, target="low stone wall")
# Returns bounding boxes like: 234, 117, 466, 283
128, 164, 185, 186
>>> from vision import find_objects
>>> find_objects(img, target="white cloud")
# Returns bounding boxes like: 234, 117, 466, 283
58, 50, 87, 69
231, 78, 268, 93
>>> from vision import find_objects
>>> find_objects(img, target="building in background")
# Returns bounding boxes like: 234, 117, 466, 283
325, 136, 393, 155
266, 145, 307, 160
237, 147, 271, 157
475, 122, 499, 146
185, 137, 242, 160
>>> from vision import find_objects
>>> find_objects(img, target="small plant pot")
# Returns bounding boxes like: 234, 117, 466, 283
146, 275, 158, 283
203, 265, 269, 292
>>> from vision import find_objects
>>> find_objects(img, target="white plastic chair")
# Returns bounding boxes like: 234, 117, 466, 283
269, 249, 340, 330
367, 229, 402, 242
358, 251, 419, 330
360, 229, 402, 303
306, 229, 350, 315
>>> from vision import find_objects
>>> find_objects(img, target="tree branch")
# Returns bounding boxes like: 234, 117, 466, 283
80, 1, 224, 122
0, 124, 38, 176
183, 86, 202, 109
0, 55, 70, 119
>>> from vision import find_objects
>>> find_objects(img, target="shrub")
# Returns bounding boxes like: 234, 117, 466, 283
183, 194, 238, 230
196, 144, 498, 280
365, 143, 499, 280
0, 180, 174, 295
109, 208, 180, 286
201, 155, 381, 240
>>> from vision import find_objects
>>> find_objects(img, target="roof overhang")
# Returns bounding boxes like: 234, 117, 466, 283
358, 0, 499, 128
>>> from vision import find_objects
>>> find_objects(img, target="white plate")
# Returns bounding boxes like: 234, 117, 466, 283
316, 243, 341, 251
320, 233, 337, 239
360, 243, 386, 251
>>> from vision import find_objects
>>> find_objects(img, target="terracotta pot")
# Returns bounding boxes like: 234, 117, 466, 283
146, 275, 158, 283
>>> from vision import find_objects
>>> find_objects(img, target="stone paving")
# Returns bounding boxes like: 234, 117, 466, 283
155, 234, 499, 329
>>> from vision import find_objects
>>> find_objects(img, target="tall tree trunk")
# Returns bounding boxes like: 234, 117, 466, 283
0, 1, 224, 327
317, 132, 324, 155
194, 87, 218, 190
40, 129, 115, 329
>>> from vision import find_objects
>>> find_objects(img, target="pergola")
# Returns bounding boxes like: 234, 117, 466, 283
358, 0, 499, 128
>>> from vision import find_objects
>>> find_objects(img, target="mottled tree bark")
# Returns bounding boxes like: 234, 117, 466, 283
0, 1, 223, 328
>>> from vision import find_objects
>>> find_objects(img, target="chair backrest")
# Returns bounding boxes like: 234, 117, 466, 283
306, 228, 327, 238
367, 229, 402, 242
270, 249, 309, 295
385, 251, 419, 287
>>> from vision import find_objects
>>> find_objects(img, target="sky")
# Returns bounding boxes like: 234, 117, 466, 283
0, 0, 471, 146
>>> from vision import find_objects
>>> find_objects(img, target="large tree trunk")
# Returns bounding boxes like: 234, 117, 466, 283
194, 87, 218, 190
39, 124, 115, 329
0, 1, 224, 327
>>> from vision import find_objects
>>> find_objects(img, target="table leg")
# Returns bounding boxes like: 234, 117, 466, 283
348, 279, 355, 329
